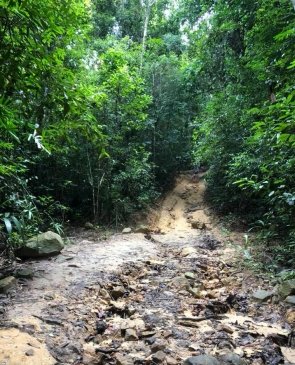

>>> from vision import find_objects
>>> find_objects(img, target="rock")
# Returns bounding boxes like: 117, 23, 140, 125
84, 222, 94, 230
152, 351, 166, 363
188, 344, 200, 351
220, 353, 247, 365
25, 349, 34, 356
234, 349, 245, 358
96, 320, 107, 335
218, 340, 234, 350
185, 272, 195, 280
145, 336, 156, 345
200, 290, 208, 298
285, 296, 295, 305
277, 269, 293, 279
170, 276, 190, 290
15, 268, 34, 279
93, 335, 103, 344
285, 308, 295, 324
204, 279, 220, 290
83, 353, 103, 365
110, 300, 127, 312
188, 287, 202, 298
135, 225, 150, 234
278, 279, 295, 298
167, 356, 178, 365
83, 343, 99, 357
121, 318, 145, 332
27, 339, 41, 349
191, 220, 206, 230
184, 355, 220, 365
151, 339, 166, 353
125, 328, 138, 341
0, 276, 16, 293
252, 289, 274, 302
114, 353, 134, 365
122, 228, 132, 234
146, 259, 165, 266
100, 288, 110, 299
218, 324, 234, 334
181, 247, 196, 257
127, 305, 136, 316
16, 231, 64, 258
141, 330, 157, 338
111, 286, 126, 300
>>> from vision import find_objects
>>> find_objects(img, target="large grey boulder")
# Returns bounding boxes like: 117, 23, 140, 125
17, 231, 64, 258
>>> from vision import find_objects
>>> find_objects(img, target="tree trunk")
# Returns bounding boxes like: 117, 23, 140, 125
140, 0, 155, 69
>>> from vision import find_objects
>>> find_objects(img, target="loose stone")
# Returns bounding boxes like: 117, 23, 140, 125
125, 328, 138, 341
0, 276, 16, 293
252, 289, 274, 302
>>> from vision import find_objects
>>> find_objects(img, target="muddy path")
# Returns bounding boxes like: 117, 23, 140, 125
0, 173, 294, 365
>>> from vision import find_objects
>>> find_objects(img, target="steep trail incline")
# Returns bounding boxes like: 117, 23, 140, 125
151, 173, 209, 233
0, 173, 294, 365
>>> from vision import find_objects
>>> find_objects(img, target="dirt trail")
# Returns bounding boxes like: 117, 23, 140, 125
152, 173, 211, 233
0, 173, 294, 365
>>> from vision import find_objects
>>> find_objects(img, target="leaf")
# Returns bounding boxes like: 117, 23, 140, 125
99, 148, 110, 159
3, 218, 12, 234
11, 216, 22, 231
8, 131, 20, 143
243, 249, 251, 260
274, 28, 295, 41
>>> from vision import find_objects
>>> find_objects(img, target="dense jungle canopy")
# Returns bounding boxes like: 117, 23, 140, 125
0, 0, 294, 266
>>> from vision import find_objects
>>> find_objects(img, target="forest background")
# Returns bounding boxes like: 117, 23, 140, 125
0, 0, 294, 268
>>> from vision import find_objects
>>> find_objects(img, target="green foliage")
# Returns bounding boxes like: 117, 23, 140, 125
189, 0, 295, 264
143, 53, 194, 183
111, 148, 158, 222
0, 0, 104, 245
1, 0, 293, 268
77, 45, 156, 222
91, 0, 145, 41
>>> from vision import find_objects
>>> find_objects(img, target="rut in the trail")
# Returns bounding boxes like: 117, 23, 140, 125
0, 173, 294, 365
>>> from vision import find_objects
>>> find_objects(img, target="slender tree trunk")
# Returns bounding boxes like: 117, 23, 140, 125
140, 0, 155, 69
86, 149, 96, 220
152, 71, 156, 168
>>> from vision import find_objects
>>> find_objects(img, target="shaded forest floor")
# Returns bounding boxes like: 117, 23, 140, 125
0, 173, 294, 365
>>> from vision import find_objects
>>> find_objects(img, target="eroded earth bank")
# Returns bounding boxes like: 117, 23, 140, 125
0, 173, 294, 365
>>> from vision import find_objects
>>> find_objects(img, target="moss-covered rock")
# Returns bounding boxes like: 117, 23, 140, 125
0, 276, 16, 293
16, 231, 64, 259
